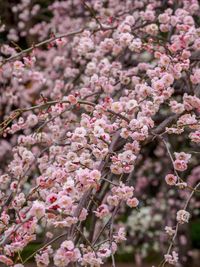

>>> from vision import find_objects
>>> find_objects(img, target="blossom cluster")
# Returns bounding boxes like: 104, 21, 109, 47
0, 0, 200, 267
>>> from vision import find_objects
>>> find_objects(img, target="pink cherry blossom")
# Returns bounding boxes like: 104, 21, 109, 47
165, 174, 178, 186
176, 210, 190, 224
29, 201, 46, 219
127, 197, 139, 208
0, 1, 200, 266
173, 160, 188, 172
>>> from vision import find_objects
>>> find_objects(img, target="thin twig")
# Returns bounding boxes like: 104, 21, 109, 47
22, 231, 68, 264
0, 29, 85, 67
159, 182, 200, 267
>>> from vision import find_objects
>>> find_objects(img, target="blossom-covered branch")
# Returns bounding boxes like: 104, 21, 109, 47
0, 1, 200, 267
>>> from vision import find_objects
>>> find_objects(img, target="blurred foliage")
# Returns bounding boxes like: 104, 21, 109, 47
0, 0, 199, 264
190, 220, 200, 249
20, 243, 41, 262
